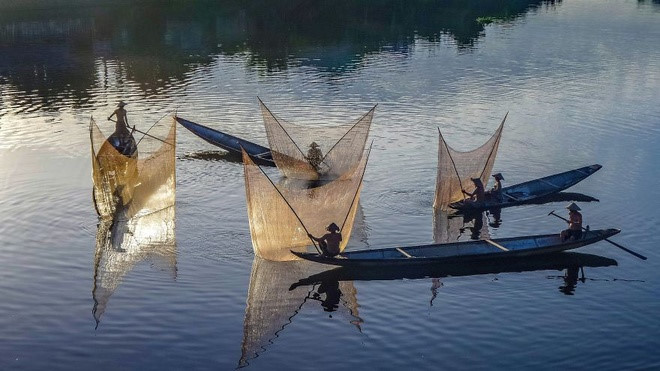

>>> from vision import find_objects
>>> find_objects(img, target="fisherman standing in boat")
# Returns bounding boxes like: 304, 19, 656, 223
306, 142, 323, 172
308, 222, 342, 257
560, 203, 583, 241
462, 178, 486, 203
488, 173, 504, 202
107, 101, 137, 157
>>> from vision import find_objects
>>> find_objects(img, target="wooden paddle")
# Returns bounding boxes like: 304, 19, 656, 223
548, 210, 647, 260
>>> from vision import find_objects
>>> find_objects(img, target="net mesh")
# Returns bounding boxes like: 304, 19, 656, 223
243, 148, 368, 261
433, 116, 505, 210
92, 206, 176, 327
239, 257, 361, 368
259, 99, 374, 180
90, 117, 176, 220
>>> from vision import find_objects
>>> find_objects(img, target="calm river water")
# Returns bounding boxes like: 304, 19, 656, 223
1, 1, 659, 370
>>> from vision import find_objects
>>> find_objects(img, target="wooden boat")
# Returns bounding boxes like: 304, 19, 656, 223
292, 228, 620, 267
175, 116, 275, 166
449, 164, 602, 211
290, 252, 617, 289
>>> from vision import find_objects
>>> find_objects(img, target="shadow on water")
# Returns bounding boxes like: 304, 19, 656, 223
289, 251, 618, 296
1, 0, 562, 110
92, 206, 176, 329
179, 150, 250, 165
238, 256, 362, 368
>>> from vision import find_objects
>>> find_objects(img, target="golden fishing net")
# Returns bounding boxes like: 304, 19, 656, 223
259, 99, 375, 180
433, 115, 505, 210
92, 206, 176, 327
243, 147, 368, 261
90, 116, 176, 220
239, 257, 361, 368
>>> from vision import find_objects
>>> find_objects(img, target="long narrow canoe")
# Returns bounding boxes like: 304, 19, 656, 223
175, 116, 275, 166
292, 228, 620, 267
449, 164, 602, 211
289, 252, 617, 289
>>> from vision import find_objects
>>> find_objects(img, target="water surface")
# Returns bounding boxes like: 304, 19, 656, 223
1, 0, 659, 369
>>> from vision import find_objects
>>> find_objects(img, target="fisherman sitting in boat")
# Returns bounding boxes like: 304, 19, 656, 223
462, 178, 486, 203
308, 222, 342, 257
560, 203, 583, 241
487, 173, 504, 202
107, 101, 137, 157
306, 142, 323, 172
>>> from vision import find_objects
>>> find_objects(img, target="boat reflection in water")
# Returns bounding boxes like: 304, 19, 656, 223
290, 252, 618, 301
434, 191, 599, 242
92, 206, 176, 328
433, 209, 491, 243
239, 257, 362, 368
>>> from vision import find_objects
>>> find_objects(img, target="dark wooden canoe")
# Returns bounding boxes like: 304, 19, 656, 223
292, 228, 620, 267
449, 164, 602, 211
289, 252, 617, 290
175, 116, 275, 166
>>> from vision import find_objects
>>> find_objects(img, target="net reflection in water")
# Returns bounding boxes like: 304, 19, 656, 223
92, 206, 176, 328
239, 257, 361, 368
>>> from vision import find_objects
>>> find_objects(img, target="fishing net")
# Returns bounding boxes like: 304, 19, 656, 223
92, 206, 176, 327
239, 257, 361, 368
243, 147, 368, 262
259, 99, 375, 180
433, 116, 505, 210
90, 116, 176, 220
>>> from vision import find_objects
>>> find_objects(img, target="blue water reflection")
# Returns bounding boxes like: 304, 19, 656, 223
1, 0, 659, 370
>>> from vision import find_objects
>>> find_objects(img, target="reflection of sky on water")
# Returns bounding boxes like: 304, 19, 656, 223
1, 0, 659, 369
0, 0, 556, 113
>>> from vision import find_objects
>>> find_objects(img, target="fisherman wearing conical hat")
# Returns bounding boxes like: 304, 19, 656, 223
306, 141, 323, 172
308, 222, 342, 257
462, 177, 486, 203
108, 101, 129, 130
560, 202, 583, 241
488, 173, 505, 202
107, 101, 137, 157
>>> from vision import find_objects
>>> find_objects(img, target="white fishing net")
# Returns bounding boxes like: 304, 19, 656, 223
433, 116, 505, 210
260, 99, 374, 180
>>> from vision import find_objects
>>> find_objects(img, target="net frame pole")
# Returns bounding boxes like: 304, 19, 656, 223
109, 118, 174, 146
135, 112, 174, 146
